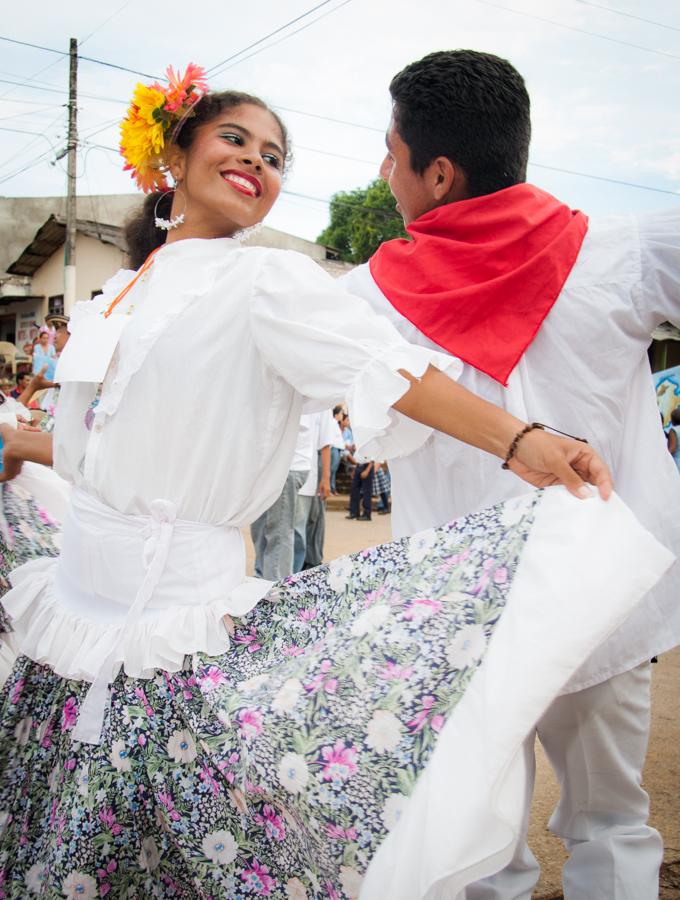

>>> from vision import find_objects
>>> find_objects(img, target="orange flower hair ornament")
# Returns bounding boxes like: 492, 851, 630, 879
119, 63, 209, 193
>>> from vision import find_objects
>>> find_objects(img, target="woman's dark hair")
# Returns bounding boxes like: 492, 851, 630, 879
124, 91, 290, 269
388, 49, 531, 198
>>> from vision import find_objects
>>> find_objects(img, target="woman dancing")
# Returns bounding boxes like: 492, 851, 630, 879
0, 67, 671, 899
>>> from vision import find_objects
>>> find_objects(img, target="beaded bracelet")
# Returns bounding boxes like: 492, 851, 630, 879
502, 422, 588, 469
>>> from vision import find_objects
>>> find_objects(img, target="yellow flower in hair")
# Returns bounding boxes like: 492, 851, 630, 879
119, 64, 209, 194
120, 83, 169, 192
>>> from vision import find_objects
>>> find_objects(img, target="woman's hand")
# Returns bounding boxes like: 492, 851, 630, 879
508, 430, 612, 500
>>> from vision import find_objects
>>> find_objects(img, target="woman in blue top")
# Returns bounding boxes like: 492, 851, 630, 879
31, 328, 56, 382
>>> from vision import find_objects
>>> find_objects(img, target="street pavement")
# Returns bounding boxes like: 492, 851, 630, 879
244, 505, 680, 898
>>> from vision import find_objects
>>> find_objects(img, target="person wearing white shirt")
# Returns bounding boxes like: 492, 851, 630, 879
292, 409, 336, 572
250, 420, 311, 581
340, 49, 680, 900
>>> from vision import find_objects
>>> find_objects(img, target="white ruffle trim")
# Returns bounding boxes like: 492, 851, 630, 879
348, 343, 462, 461
3, 557, 271, 682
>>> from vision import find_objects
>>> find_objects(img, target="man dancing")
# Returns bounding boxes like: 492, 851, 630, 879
341, 49, 680, 900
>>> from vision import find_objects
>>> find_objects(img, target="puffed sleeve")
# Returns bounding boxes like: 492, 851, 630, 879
637, 208, 680, 331
250, 249, 462, 460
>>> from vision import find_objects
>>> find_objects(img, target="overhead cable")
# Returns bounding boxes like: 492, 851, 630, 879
206, 0, 339, 75
471, 0, 680, 62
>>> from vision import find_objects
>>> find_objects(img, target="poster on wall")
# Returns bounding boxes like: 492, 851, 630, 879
16, 311, 38, 346
655, 364, 680, 426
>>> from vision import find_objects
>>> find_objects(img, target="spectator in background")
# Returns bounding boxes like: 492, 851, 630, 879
667, 408, 680, 474
32, 328, 56, 382
374, 460, 391, 514
37, 313, 71, 429
341, 413, 355, 456
0, 380, 13, 398
10, 373, 31, 400
330, 405, 345, 494
250, 418, 312, 581
293, 410, 336, 572
346, 453, 375, 521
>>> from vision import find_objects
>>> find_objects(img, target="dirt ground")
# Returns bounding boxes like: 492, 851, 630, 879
244, 506, 680, 898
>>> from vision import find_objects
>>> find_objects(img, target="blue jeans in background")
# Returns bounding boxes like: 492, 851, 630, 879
250, 469, 308, 580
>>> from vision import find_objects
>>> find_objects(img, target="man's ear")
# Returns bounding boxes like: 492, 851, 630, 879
429, 156, 457, 201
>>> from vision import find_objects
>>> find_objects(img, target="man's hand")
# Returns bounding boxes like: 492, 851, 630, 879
360, 463, 373, 480
509, 430, 613, 501
318, 477, 331, 501
30, 365, 56, 392
17, 364, 56, 408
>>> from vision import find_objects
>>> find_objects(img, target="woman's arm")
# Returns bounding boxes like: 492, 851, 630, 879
0, 426, 54, 482
393, 366, 612, 500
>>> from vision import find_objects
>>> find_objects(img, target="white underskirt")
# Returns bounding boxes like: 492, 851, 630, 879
361, 488, 674, 899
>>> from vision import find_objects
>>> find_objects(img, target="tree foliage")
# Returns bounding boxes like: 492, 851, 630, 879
316, 178, 406, 263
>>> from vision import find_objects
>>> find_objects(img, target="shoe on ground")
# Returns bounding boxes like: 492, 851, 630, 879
345, 514, 358, 520
357, 514, 372, 521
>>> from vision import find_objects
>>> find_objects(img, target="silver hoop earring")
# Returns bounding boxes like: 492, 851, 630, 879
154, 186, 187, 231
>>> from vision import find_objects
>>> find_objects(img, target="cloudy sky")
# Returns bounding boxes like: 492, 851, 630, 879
1, 0, 679, 241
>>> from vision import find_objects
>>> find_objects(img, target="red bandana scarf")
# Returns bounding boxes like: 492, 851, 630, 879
369, 183, 588, 386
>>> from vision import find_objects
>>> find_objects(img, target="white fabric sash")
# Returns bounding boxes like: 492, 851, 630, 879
61, 490, 243, 744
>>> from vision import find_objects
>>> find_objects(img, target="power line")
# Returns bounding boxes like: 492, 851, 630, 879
0, 143, 57, 186
0, 108, 64, 172
206, 0, 339, 75
0, 35, 159, 80
274, 104, 383, 133
211, 0, 353, 76
79, 0, 136, 44
0, 105, 63, 122
282, 189, 401, 219
0, 76, 124, 104
471, 0, 680, 62
295, 144, 377, 166
528, 161, 679, 196
573, 0, 680, 33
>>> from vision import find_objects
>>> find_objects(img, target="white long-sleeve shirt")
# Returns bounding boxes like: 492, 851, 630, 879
341, 208, 680, 693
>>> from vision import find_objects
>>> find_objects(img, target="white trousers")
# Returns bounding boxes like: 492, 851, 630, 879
464, 663, 662, 900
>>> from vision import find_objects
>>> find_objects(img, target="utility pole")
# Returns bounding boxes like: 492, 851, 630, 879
64, 37, 78, 315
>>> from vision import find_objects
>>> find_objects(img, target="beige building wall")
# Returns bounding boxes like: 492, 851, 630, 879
31, 234, 126, 314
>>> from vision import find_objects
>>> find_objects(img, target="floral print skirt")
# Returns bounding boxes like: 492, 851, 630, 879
0, 481, 61, 638
0, 495, 539, 899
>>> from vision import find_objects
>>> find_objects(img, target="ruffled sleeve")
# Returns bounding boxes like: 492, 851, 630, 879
637, 208, 680, 331
250, 250, 462, 459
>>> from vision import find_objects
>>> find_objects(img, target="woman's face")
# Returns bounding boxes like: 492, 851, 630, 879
39, 333, 49, 347
170, 103, 285, 240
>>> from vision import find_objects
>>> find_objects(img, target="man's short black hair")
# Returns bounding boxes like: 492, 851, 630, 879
389, 49, 531, 197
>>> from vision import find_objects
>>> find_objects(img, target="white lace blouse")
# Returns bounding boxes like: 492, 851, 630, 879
55, 238, 459, 523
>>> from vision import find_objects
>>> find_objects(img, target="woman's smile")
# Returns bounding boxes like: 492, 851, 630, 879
220, 169, 262, 198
